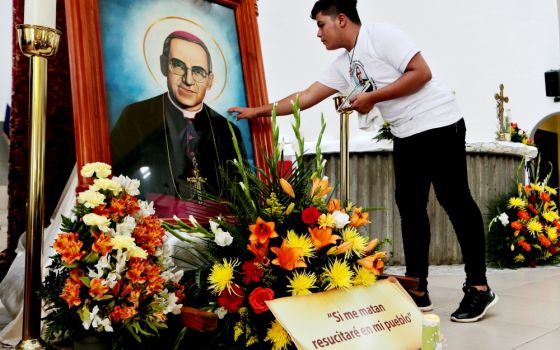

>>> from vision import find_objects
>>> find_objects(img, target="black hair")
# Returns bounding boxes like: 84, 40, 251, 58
310, 0, 361, 25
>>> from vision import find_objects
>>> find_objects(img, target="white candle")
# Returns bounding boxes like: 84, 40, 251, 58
24, 0, 57, 28
422, 313, 441, 350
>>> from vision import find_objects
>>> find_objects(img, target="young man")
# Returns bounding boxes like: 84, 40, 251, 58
111, 31, 246, 216
228, 0, 498, 322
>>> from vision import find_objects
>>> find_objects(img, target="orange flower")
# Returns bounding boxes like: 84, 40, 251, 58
128, 289, 141, 307
279, 178, 295, 198
109, 197, 127, 219
511, 221, 523, 231
247, 240, 270, 263
327, 199, 342, 213
270, 241, 306, 270
311, 176, 332, 199
249, 217, 278, 244
126, 257, 148, 284
308, 226, 340, 250
132, 216, 165, 255
60, 278, 82, 307
53, 233, 86, 265
92, 232, 113, 256
327, 241, 353, 256
540, 192, 551, 202
357, 252, 386, 275
350, 208, 371, 227
69, 268, 85, 285
364, 238, 380, 254
145, 263, 164, 295
110, 305, 138, 322
538, 234, 551, 248
518, 239, 531, 252
89, 278, 109, 299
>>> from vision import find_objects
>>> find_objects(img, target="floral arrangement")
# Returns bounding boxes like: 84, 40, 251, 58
487, 172, 560, 268
509, 122, 534, 145
39, 162, 185, 348
164, 100, 389, 350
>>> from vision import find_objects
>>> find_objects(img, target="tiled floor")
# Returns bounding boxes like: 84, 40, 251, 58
385, 264, 560, 349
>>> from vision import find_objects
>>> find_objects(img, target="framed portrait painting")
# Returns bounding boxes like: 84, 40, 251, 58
64, 0, 272, 218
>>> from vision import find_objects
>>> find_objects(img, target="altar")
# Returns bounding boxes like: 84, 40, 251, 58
310, 138, 538, 265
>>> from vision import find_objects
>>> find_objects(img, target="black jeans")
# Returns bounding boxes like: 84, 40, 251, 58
393, 118, 487, 291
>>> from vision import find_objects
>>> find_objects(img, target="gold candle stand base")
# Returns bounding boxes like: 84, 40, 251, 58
333, 96, 351, 207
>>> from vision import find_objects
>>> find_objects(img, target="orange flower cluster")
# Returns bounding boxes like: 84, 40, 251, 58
53, 233, 86, 265
133, 216, 166, 255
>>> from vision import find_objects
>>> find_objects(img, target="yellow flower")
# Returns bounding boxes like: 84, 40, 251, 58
526, 219, 543, 235
321, 259, 354, 290
287, 271, 317, 296
80, 162, 112, 179
233, 321, 244, 341
279, 178, 295, 198
508, 197, 526, 209
110, 235, 135, 250
77, 189, 106, 209
207, 258, 239, 295
246, 335, 258, 347
514, 254, 525, 263
265, 320, 291, 350
341, 227, 368, 258
83, 213, 111, 233
91, 178, 123, 196
284, 202, 295, 215
318, 214, 335, 228
547, 226, 558, 242
542, 210, 559, 223
530, 183, 543, 193
545, 186, 558, 195
285, 230, 315, 260
311, 175, 332, 199
353, 266, 377, 287
128, 246, 148, 259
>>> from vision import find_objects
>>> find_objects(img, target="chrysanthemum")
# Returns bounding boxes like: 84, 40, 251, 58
321, 259, 354, 290
542, 210, 559, 223
545, 186, 558, 195
508, 197, 526, 209
353, 266, 377, 287
341, 227, 368, 258
285, 230, 315, 260
287, 271, 317, 296
547, 226, 558, 242
265, 320, 291, 350
318, 214, 335, 228
207, 258, 239, 295
526, 219, 543, 235
530, 183, 543, 193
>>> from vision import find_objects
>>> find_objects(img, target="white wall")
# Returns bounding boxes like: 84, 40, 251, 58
258, 0, 560, 145
0, 0, 13, 122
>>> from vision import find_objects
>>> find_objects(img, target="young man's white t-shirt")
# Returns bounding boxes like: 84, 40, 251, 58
319, 23, 461, 138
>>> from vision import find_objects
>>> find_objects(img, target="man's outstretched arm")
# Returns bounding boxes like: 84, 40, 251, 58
228, 82, 337, 120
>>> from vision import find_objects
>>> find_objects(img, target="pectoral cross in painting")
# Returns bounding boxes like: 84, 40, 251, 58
187, 157, 206, 202
494, 83, 509, 134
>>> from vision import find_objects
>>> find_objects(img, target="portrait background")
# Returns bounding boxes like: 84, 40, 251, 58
99, 0, 254, 164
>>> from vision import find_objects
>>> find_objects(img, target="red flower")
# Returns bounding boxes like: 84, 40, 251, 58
538, 234, 551, 248
248, 287, 274, 314
540, 192, 551, 202
302, 207, 321, 225
241, 261, 263, 285
527, 204, 538, 215
518, 240, 531, 252
217, 284, 245, 313
517, 210, 530, 221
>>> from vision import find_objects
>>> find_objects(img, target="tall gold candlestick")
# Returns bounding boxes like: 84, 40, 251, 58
333, 96, 352, 207
16, 23, 61, 350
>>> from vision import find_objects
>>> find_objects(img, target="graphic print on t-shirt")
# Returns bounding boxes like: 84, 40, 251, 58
350, 60, 376, 91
